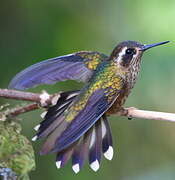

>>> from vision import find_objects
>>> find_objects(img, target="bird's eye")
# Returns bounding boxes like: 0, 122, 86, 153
125, 48, 136, 55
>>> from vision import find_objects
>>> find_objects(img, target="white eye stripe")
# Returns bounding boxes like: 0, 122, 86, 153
114, 47, 140, 66
118, 47, 128, 58
114, 47, 128, 62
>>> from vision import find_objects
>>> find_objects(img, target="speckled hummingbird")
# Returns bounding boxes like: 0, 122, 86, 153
8, 40, 169, 173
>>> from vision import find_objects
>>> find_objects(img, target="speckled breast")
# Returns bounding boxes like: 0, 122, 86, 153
105, 84, 130, 115
106, 65, 141, 116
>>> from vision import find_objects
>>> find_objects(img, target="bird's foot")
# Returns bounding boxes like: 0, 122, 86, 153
118, 107, 137, 120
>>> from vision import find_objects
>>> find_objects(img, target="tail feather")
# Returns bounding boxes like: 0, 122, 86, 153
40, 119, 68, 155
102, 115, 113, 160
56, 143, 76, 169
89, 120, 102, 172
32, 90, 114, 173
37, 106, 68, 138
72, 128, 93, 173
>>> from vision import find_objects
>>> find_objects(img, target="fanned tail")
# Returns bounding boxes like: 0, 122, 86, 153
55, 116, 113, 174
32, 91, 114, 173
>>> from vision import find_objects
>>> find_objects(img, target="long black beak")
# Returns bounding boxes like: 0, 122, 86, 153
141, 41, 170, 51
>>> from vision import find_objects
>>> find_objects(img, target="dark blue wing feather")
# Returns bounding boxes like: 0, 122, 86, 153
8, 54, 90, 90
44, 89, 112, 154
9, 52, 108, 90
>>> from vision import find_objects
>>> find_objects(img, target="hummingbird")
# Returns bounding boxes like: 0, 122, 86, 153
8, 40, 169, 173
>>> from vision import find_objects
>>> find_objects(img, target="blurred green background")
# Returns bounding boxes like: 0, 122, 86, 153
1, 0, 175, 179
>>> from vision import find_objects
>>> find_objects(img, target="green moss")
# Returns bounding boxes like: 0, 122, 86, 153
0, 120, 35, 179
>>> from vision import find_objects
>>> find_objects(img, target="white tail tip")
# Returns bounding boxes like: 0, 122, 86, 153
34, 124, 40, 131
31, 136, 38, 141
72, 164, 80, 174
104, 146, 113, 160
56, 161, 61, 169
90, 160, 100, 172
40, 111, 47, 119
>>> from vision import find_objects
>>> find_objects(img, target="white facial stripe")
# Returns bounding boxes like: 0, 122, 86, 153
115, 46, 141, 67
115, 47, 127, 63
118, 47, 128, 57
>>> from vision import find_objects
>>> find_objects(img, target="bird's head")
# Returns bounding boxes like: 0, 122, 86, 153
110, 40, 169, 69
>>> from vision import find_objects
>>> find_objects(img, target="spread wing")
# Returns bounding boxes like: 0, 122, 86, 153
40, 87, 123, 155
8, 51, 108, 90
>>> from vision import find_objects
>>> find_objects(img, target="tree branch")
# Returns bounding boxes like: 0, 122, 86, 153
8, 103, 39, 117
0, 88, 175, 122
0, 89, 41, 102
118, 107, 175, 122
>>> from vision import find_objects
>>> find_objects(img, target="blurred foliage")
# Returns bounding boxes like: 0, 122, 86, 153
0, 0, 175, 179
0, 120, 35, 180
